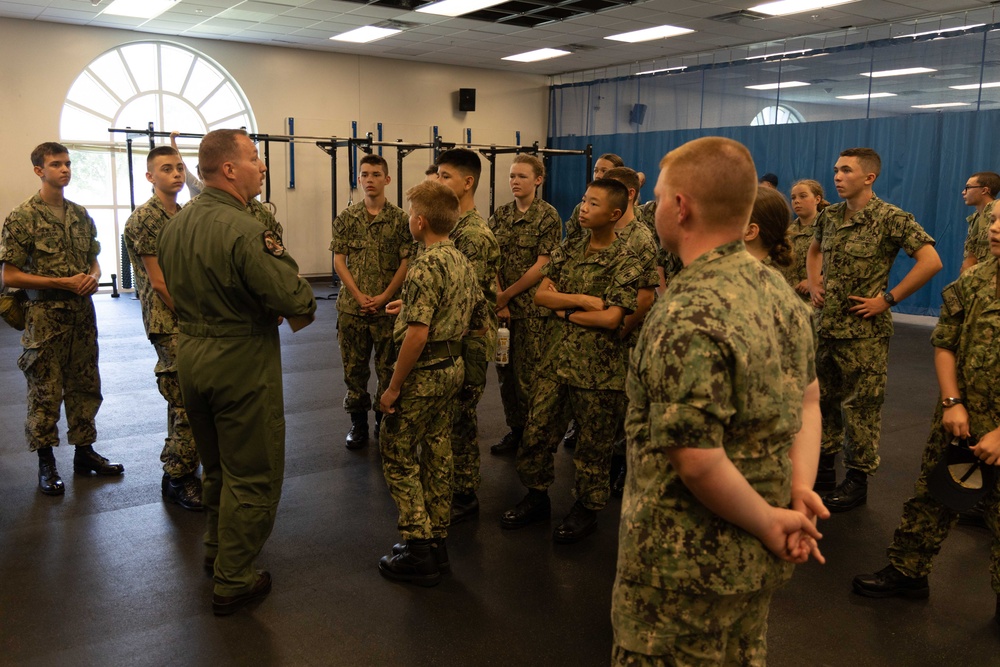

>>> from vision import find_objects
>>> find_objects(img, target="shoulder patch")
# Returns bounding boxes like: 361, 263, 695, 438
263, 230, 284, 257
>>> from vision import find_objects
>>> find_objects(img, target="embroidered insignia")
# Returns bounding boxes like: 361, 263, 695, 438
263, 230, 284, 257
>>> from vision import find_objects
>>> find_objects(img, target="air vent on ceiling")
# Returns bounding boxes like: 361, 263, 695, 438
709, 10, 768, 24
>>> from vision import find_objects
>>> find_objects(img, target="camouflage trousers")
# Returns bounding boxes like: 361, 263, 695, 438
150, 334, 199, 478
516, 376, 626, 510
611, 578, 773, 666
337, 311, 395, 413
816, 336, 890, 474
496, 316, 549, 430
381, 361, 463, 540
887, 411, 1000, 593
17, 300, 102, 451
452, 335, 489, 495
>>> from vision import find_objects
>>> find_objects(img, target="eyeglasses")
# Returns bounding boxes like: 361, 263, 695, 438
963, 184, 986, 192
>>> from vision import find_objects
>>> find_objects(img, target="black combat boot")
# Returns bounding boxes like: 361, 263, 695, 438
814, 453, 837, 493
345, 412, 369, 449
490, 427, 522, 456
500, 489, 551, 529
561, 420, 579, 451
162, 472, 204, 511
37, 448, 64, 496
378, 538, 441, 587
392, 539, 450, 575
73, 445, 124, 476
553, 501, 598, 543
374, 411, 384, 439
825, 468, 867, 512
852, 564, 929, 599
450, 492, 480, 524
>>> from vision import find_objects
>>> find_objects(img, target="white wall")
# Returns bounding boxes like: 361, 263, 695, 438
0, 18, 550, 277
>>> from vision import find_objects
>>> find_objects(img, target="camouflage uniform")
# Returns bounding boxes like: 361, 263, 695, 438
886, 258, 1000, 592
380, 240, 485, 540
814, 196, 935, 474
123, 195, 198, 479
612, 240, 816, 663
0, 194, 102, 452
330, 200, 411, 414
489, 198, 561, 432
158, 187, 316, 598
248, 198, 284, 242
515, 234, 640, 509
963, 200, 994, 266
776, 216, 818, 302
637, 200, 683, 286
449, 209, 500, 495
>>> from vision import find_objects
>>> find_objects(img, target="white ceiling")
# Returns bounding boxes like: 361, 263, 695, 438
0, 0, 996, 77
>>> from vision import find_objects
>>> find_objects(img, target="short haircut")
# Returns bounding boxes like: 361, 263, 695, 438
512, 154, 545, 180
31, 142, 69, 168
436, 148, 482, 193
587, 178, 630, 216
971, 171, 1000, 198
406, 180, 460, 235
840, 147, 881, 179
147, 146, 180, 171
359, 153, 389, 174
198, 129, 250, 179
751, 186, 793, 267
659, 137, 757, 228
597, 153, 625, 168
603, 167, 641, 201
425, 164, 438, 176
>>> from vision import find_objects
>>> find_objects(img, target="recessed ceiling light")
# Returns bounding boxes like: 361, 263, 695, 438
331, 26, 401, 43
503, 48, 571, 63
836, 92, 897, 99
861, 67, 937, 78
102, 0, 179, 19
606, 25, 694, 44
637, 66, 687, 76
745, 81, 811, 90
416, 0, 508, 17
893, 24, 984, 39
949, 81, 1000, 90
911, 102, 971, 108
749, 0, 860, 17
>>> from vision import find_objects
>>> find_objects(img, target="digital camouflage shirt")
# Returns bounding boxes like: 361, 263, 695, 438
248, 198, 284, 242
618, 240, 816, 595
489, 198, 561, 320
638, 199, 682, 283
1, 193, 100, 282
537, 234, 640, 391
814, 195, 935, 339
124, 195, 179, 337
780, 215, 819, 294
963, 200, 995, 266
330, 200, 412, 317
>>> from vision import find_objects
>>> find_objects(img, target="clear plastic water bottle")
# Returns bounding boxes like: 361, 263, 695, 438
496, 322, 510, 366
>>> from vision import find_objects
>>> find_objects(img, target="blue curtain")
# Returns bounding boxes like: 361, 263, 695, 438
547, 109, 1000, 317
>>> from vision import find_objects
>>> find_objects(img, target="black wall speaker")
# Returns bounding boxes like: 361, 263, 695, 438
629, 103, 647, 125
459, 88, 476, 112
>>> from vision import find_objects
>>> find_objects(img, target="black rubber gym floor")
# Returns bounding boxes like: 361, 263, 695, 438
0, 291, 996, 666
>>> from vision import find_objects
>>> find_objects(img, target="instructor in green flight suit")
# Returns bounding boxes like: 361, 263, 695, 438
158, 129, 316, 616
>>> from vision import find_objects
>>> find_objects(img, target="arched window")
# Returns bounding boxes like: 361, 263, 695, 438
750, 104, 805, 126
60, 41, 256, 286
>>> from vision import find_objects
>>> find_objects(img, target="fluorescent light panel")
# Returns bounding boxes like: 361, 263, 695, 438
894, 24, 984, 39
912, 102, 971, 108
637, 66, 687, 76
103, 0, 179, 19
745, 81, 811, 90
416, 0, 507, 17
749, 0, 859, 17
503, 48, 571, 63
862, 67, 936, 78
331, 26, 401, 43
836, 92, 897, 99
745, 49, 812, 60
950, 82, 1000, 90
606, 25, 694, 43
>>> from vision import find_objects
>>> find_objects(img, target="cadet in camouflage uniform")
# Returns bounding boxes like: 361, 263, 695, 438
435, 149, 500, 523
807, 148, 941, 511
489, 155, 561, 458
613, 137, 826, 666
853, 223, 1000, 625
330, 154, 412, 449
637, 199, 683, 290
377, 180, 485, 587
501, 179, 641, 544
959, 172, 999, 272
563, 153, 624, 242
158, 130, 316, 616
123, 146, 202, 510
1, 142, 123, 496
783, 179, 827, 301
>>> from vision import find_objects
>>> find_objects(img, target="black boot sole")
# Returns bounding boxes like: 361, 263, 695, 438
377, 562, 441, 587
851, 581, 929, 599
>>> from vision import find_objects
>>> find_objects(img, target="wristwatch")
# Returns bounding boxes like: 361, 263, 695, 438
563, 308, 576, 322
942, 397, 964, 408
882, 291, 896, 306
